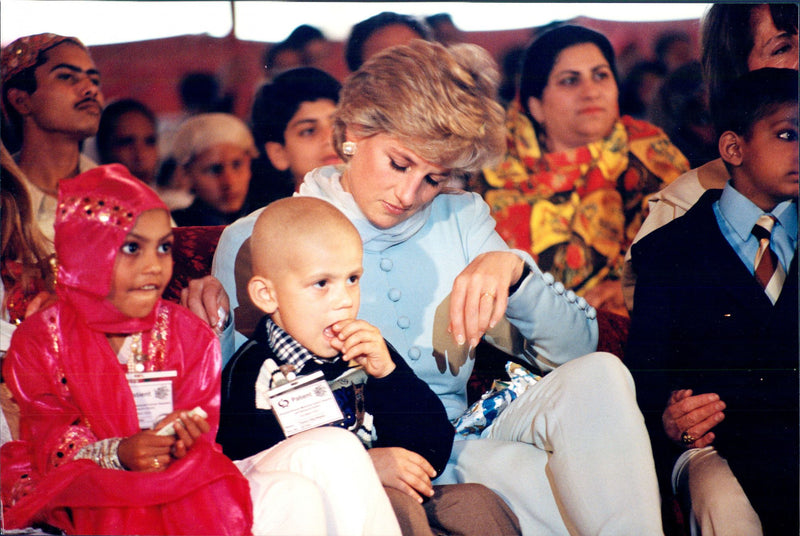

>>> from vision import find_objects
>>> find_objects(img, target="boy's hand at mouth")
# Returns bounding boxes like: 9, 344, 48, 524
329, 319, 396, 379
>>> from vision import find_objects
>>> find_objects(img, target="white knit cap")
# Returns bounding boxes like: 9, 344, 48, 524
169, 112, 258, 166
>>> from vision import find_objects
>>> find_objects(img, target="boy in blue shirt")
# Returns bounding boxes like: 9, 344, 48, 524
628, 68, 798, 535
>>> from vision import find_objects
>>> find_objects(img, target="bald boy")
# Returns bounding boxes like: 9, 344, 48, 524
218, 197, 520, 536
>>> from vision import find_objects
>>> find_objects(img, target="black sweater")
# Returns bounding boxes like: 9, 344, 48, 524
217, 317, 455, 476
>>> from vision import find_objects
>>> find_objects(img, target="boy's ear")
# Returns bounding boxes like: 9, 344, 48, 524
719, 131, 743, 167
6, 88, 32, 116
248, 275, 278, 315
265, 142, 291, 172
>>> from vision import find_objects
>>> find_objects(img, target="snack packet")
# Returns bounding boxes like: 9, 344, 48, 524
453, 361, 541, 437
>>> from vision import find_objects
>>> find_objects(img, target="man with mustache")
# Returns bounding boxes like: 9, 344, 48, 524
2, 34, 103, 243
1, 33, 230, 340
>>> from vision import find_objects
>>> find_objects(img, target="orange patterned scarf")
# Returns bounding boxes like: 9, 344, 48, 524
481, 102, 689, 294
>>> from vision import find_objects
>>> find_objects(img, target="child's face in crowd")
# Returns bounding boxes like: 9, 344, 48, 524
185, 143, 253, 214
27, 42, 104, 139
108, 111, 159, 184
747, 5, 799, 72
268, 99, 341, 189
736, 103, 799, 211
108, 209, 173, 318
269, 228, 363, 358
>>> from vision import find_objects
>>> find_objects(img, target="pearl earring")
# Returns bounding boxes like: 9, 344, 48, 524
342, 141, 356, 156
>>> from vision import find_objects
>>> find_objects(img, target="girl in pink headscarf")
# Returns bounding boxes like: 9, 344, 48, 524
0, 164, 399, 535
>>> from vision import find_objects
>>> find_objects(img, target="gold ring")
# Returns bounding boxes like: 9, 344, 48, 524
681, 431, 696, 446
152, 456, 161, 469
481, 291, 496, 300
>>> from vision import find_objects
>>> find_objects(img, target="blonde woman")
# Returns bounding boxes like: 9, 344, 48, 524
215, 40, 664, 535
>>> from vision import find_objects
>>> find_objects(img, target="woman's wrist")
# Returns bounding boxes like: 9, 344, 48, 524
509, 263, 531, 295
74, 437, 126, 470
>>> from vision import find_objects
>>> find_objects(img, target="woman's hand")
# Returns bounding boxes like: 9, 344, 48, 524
154, 409, 211, 459
180, 275, 230, 333
368, 447, 436, 503
118, 431, 176, 472
449, 252, 525, 348
330, 319, 396, 379
662, 389, 726, 449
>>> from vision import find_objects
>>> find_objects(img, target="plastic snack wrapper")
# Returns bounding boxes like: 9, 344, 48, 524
454, 361, 541, 438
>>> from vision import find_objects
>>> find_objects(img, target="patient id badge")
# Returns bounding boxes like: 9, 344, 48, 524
268, 370, 343, 438
126, 370, 176, 430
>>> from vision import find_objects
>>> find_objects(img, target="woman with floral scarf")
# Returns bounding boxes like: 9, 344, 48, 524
479, 25, 689, 316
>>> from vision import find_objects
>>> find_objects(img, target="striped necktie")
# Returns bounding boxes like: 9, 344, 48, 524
751, 214, 786, 304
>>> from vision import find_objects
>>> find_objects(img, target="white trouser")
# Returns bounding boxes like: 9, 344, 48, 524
672, 446, 762, 536
235, 427, 401, 536
438, 352, 664, 535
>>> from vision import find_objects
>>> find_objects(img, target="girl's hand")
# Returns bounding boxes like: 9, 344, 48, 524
368, 447, 436, 503
118, 431, 175, 472
662, 389, 726, 449
449, 252, 525, 349
154, 409, 211, 459
330, 319, 396, 379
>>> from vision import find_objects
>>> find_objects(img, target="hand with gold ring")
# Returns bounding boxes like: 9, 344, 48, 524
680, 431, 696, 446
662, 389, 726, 449
117, 431, 175, 471
449, 252, 526, 348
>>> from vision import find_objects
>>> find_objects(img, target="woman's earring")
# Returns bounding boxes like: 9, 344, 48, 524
342, 141, 356, 156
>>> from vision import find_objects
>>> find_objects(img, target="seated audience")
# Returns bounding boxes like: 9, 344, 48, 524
0, 164, 401, 535
345, 11, 432, 73
618, 60, 666, 120
650, 61, 717, 169
96, 99, 159, 185
623, 2, 798, 309
1, 33, 102, 244
425, 13, 465, 46
169, 113, 259, 226
263, 40, 304, 82
653, 30, 694, 74
284, 24, 334, 73
627, 67, 798, 535
247, 67, 342, 208
478, 25, 689, 317
218, 196, 520, 536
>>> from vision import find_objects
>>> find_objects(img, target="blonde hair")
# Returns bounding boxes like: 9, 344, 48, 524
333, 39, 505, 175
1, 144, 55, 298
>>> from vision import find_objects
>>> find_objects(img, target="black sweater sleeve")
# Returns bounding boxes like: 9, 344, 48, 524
217, 341, 286, 461
366, 342, 454, 476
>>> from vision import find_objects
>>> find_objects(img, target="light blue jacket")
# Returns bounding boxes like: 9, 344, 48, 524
213, 166, 598, 420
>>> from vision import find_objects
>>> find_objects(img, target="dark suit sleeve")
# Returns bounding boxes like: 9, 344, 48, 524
627, 235, 681, 415
626, 226, 695, 485
217, 342, 286, 460
366, 342, 455, 476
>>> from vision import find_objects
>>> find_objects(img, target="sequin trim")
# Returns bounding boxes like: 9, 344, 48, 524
144, 304, 170, 371
58, 195, 137, 229
50, 425, 95, 468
